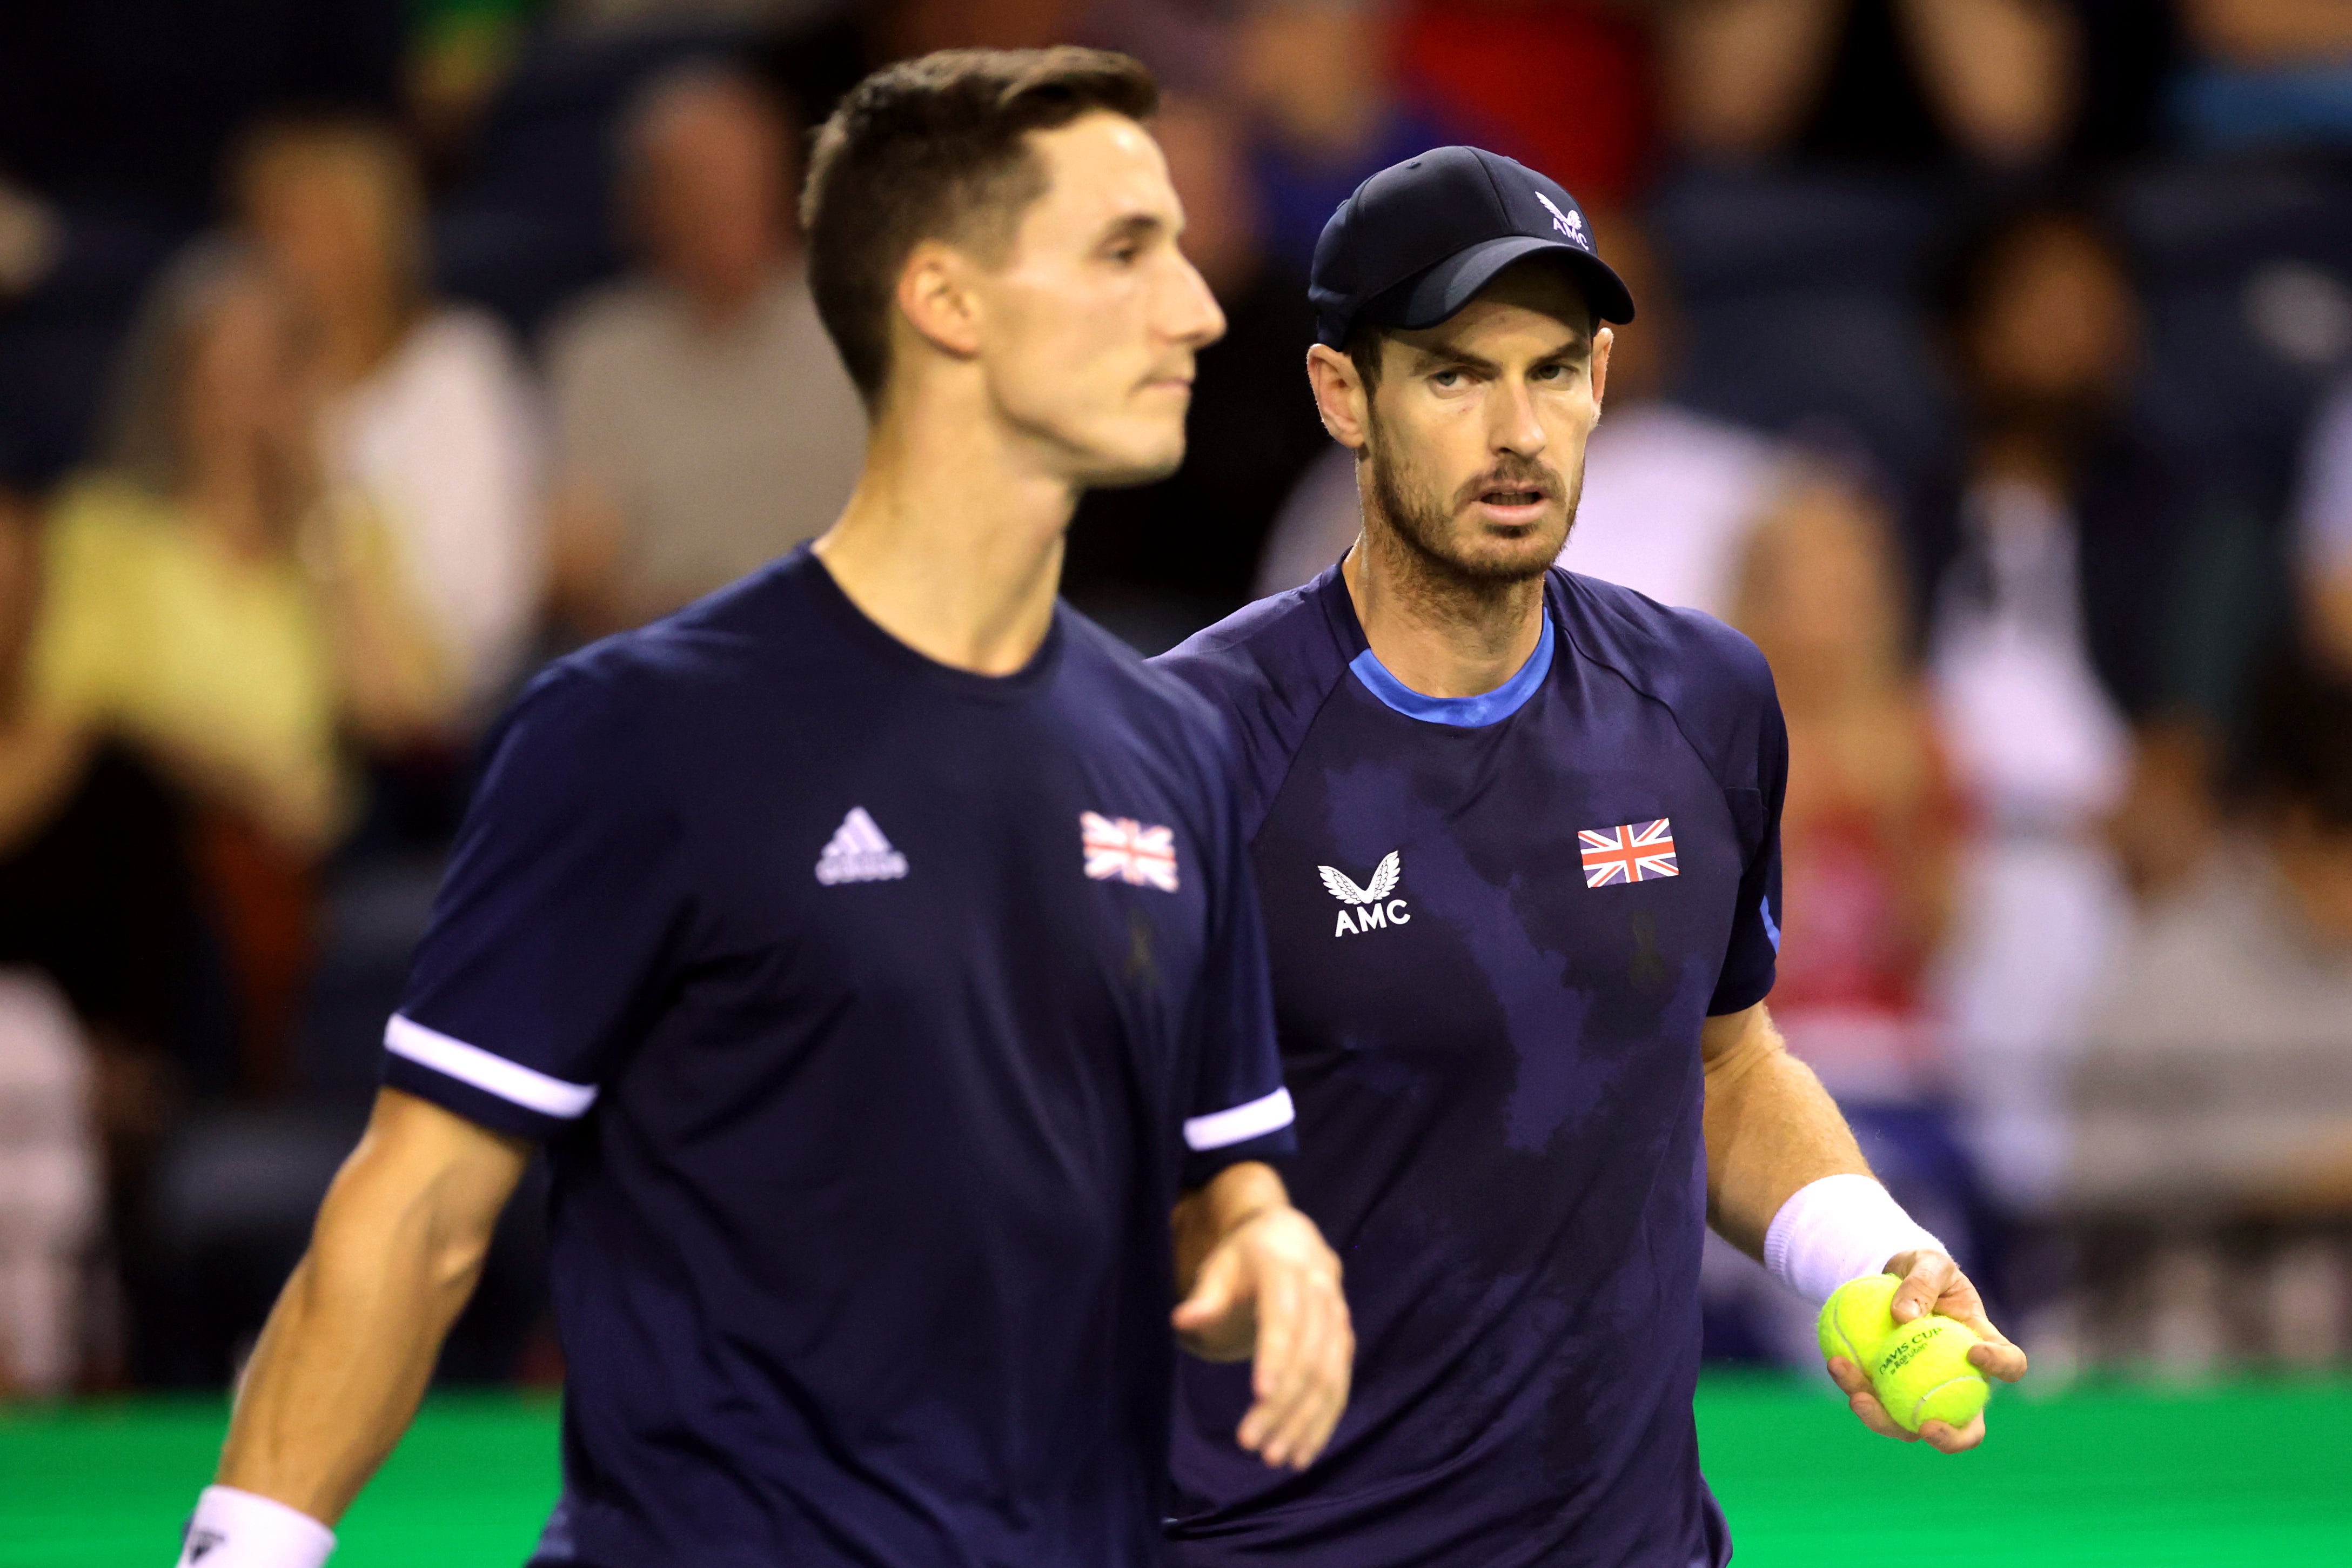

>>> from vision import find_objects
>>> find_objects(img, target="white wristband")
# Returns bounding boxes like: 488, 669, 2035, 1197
1762, 1173, 1945, 1308
176, 1486, 336, 1568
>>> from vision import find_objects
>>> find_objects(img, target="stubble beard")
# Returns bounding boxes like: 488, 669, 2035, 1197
1361, 407, 1584, 596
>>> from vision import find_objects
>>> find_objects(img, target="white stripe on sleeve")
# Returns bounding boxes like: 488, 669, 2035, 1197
1183, 1086, 1295, 1151
384, 1013, 600, 1120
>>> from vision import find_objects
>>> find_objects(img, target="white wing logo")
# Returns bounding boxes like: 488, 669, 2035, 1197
1535, 191, 1585, 244
1318, 850, 1401, 906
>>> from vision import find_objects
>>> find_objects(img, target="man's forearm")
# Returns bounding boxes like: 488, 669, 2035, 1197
215, 1098, 522, 1523
1700, 1009, 1869, 1260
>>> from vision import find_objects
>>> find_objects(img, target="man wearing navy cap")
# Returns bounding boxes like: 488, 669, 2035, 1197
1154, 146, 2028, 1565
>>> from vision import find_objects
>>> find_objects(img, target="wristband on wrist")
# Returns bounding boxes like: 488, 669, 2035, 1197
177, 1485, 336, 1568
1761, 1172, 1945, 1308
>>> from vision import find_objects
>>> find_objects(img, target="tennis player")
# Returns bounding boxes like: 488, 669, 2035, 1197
172, 49, 1350, 1568
1153, 148, 2027, 1566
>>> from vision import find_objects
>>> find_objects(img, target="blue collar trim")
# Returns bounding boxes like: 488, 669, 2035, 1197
1347, 614, 1555, 728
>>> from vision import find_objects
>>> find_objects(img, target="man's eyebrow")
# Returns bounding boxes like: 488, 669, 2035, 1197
1407, 332, 1590, 375
1537, 328, 1594, 361
1408, 343, 1502, 377
1097, 211, 1167, 246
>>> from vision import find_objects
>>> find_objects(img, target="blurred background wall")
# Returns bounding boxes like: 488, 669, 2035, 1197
3, 0, 2352, 1398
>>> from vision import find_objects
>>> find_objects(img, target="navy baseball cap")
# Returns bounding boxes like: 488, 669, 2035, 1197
1309, 145, 1635, 350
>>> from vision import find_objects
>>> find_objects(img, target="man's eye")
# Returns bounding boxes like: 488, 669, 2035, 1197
1431, 370, 1463, 388
1533, 363, 1571, 382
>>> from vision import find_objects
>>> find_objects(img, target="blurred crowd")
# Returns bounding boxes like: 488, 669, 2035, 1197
3, 0, 2352, 1398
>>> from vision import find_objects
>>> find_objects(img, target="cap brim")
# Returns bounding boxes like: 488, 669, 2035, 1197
1361, 234, 1636, 337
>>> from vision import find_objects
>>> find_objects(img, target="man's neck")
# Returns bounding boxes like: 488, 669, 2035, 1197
813, 387, 1075, 677
1341, 515, 1547, 700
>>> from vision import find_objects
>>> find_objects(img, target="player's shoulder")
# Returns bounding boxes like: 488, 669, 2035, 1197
1550, 568, 1780, 783
1553, 568, 1771, 695
1148, 571, 1358, 834
512, 555, 823, 730
1151, 569, 1355, 723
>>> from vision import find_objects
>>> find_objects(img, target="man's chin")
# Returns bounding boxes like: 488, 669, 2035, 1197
1072, 434, 1187, 491
1433, 521, 1568, 583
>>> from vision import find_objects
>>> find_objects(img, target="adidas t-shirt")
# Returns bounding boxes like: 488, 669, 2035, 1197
382, 548, 1295, 1568
1152, 564, 1785, 1568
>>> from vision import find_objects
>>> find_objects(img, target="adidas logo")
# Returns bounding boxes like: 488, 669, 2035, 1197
814, 807, 908, 886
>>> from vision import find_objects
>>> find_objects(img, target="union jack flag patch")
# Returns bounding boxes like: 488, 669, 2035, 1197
1579, 818, 1678, 888
1081, 812, 1180, 893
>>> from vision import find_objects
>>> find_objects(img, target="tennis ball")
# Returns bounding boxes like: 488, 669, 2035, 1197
1815, 1272, 1902, 1370
1869, 1315, 1991, 1434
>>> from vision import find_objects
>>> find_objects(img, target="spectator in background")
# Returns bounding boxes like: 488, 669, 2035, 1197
1665, 0, 2083, 167
1392, 0, 1658, 211
0, 176, 62, 306
1062, 92, 1328, 644
0, 260, 447, 1385
2073, 655, 2352, 1372
1261, 216, 1787, 610
2085, 655, 2352, 1131
543, 64, 864, 638
1731, 470, 1963, 1108
2175, 0, 2352, 151
0, 486, 213, 1379
0, 970, 100, 1398
1914, 198, 2214, 1208
4, 257, 446, 1097
1234, 0, 1460, 271
0, 492, 106, 1402
2296, 375, 2352, 674
232, 117, 544, 721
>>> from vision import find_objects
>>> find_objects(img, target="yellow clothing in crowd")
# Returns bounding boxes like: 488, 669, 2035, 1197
27, 478, 345, 845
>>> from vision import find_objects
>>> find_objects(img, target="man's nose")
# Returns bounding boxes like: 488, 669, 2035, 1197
1161, 253, 1227, 350
1490, 378, 1548, 458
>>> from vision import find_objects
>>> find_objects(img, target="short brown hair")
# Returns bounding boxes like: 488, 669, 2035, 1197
801, 47, 1158, 405
1342, 318, 1396, 401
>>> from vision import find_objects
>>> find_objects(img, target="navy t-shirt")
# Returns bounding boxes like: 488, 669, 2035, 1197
1152, 564, 1786, 1568
381, 549, 1295, 1568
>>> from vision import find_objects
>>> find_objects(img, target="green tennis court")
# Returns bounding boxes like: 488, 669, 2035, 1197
5, 1376, 2347, 1565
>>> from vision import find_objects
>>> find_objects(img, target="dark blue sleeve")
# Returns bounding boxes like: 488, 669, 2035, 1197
1177, 723, 1296, 1191
1707, 662, 1787, 1016
382, 665, 688, 1137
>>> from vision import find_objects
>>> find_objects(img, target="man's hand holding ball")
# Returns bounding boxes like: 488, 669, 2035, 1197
1819, 1250, 2029, 1454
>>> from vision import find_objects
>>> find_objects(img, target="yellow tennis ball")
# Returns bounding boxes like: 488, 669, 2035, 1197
1869, 1315, 1991, 1434
1815, 1272, 1902, 1370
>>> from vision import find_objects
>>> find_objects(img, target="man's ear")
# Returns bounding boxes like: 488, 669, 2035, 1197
1592, 324, 1613, 417
895, 239, 984, 361
1305, 343, 1371, 451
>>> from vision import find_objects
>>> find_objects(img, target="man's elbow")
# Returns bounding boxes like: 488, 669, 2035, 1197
301, 1121, 520, 1312
1700, 1003, 1787, 1095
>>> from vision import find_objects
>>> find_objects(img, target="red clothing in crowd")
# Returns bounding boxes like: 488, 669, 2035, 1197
1395, 1, 1658, 211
